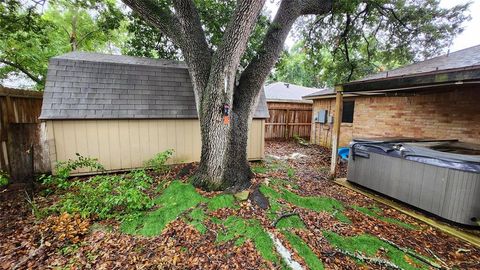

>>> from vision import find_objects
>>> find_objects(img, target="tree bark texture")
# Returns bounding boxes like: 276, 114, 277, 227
122, 0, 332, 191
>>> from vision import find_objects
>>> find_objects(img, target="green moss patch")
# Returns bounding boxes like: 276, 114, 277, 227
352, 205, 417, 230
207, 194, 238, 211
187, 208, 208, 234
260, 184, 349, 223
121, 181, 244, 236
275, 215, 305, 229
251, 164, 268, 174
323, 231, 429, 270
121, 181, 205, 236
216, 216, 280, 265
283, 231, 324, 270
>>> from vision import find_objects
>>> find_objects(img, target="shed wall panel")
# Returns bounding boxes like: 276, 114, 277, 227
47, 119, 264, 174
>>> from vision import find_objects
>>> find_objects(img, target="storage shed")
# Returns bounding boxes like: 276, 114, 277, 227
40, 52, 269, 174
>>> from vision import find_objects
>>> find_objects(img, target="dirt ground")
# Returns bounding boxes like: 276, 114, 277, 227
0, 141, 479, 269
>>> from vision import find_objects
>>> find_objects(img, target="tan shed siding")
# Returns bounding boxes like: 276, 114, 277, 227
47, 119, 265, 174
311, 87, 480, 147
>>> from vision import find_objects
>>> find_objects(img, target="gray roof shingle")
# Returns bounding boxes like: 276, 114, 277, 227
40, 52, 269, 119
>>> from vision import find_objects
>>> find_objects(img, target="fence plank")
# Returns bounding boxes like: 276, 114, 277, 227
0, 86, 43, 181
265, 102, 312, 140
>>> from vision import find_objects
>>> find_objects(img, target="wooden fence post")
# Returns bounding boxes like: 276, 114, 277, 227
330, 85, 343, 179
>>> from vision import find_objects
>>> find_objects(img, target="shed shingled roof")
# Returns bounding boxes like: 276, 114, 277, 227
40, 52, 269, 120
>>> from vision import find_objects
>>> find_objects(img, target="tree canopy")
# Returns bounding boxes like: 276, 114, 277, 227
123, 0, 271, 69
0, 0, 124, 88
274, 0, 470, 86
0, 0, 471, 89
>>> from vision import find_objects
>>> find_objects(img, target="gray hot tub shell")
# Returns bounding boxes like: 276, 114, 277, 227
347, 139, 480, 226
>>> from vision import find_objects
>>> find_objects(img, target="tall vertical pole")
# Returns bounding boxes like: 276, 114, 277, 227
330, 85, 343, 179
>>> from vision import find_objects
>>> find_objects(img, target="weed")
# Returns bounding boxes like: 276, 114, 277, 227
0, 171, 9, 187
58, 243, 81, 256
144, 149, 174, 173
24, 191, 45, 219
293, 134, 309, 146
282, 231, 324, 270
56, 171, 154, 219
41, 154, 104, 189
286, 168, 295, 179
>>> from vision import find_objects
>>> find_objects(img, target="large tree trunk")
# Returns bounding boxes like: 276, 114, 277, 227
192, 79, 262, 192
122, 0, 332, 191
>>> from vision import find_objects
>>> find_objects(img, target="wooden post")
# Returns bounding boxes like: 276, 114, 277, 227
330, 85, 343, 179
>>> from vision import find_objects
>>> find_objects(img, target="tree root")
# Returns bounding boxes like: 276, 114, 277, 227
334, 248, 403, 270
272, 210, 300, 227
379, 237, 448, 270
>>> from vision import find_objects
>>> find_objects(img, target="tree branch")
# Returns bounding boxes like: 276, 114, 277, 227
235, 0, 332, 116
122, 0, 183, 45
76, 29, 101, 49
213, 0, 267, 78
171, 0, 213, 97
0, 59, 42, 84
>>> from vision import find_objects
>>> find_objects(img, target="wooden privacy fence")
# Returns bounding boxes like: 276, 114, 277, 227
0, 87, 44, 183
265, 102, 312, 139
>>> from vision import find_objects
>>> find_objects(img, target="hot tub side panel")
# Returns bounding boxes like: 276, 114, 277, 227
347, 151, 480, 226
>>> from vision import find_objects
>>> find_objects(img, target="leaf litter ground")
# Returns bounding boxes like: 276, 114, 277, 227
1, 141, 479, 269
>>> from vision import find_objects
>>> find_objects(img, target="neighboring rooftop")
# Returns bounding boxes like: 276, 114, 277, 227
302, 88, 335, 99
306, 44, 480, 98
40, 52, 269, 119
264, 82, 321, 103
358, 45, 480, 82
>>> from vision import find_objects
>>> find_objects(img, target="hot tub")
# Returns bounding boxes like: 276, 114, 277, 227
347, 138, 480, 226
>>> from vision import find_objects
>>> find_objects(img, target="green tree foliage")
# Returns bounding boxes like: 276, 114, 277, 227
0, 0, 58, 88
295, 0, 471, 85
0, 0, 125, 89
270, 41, 325, 88
123, 0, 270, 67
44, 0, 125, 52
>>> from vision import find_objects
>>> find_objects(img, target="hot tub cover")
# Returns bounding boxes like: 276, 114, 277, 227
350, 139, 480, 173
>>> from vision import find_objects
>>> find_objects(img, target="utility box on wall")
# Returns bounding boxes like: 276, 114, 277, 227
315, 110, 328, 124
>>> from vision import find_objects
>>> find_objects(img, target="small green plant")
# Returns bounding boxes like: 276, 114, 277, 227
286, 167, 295, 178
41, 154, 104, 189
144, 149, 174, 173
0, 171, 9, 187
293, 134, 309, 146
56, 170, 154, 219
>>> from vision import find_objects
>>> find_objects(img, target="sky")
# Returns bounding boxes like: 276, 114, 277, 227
265, 0, 480, 52
440, 0, 480, 51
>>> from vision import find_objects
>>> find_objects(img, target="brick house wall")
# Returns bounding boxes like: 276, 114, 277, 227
310, 86, 480, 147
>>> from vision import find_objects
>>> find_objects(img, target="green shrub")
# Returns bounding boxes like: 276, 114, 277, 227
144, 149, 174, 173
41, 153, 104, 189
0, 171, 9, 187
56, 169, 154, 219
